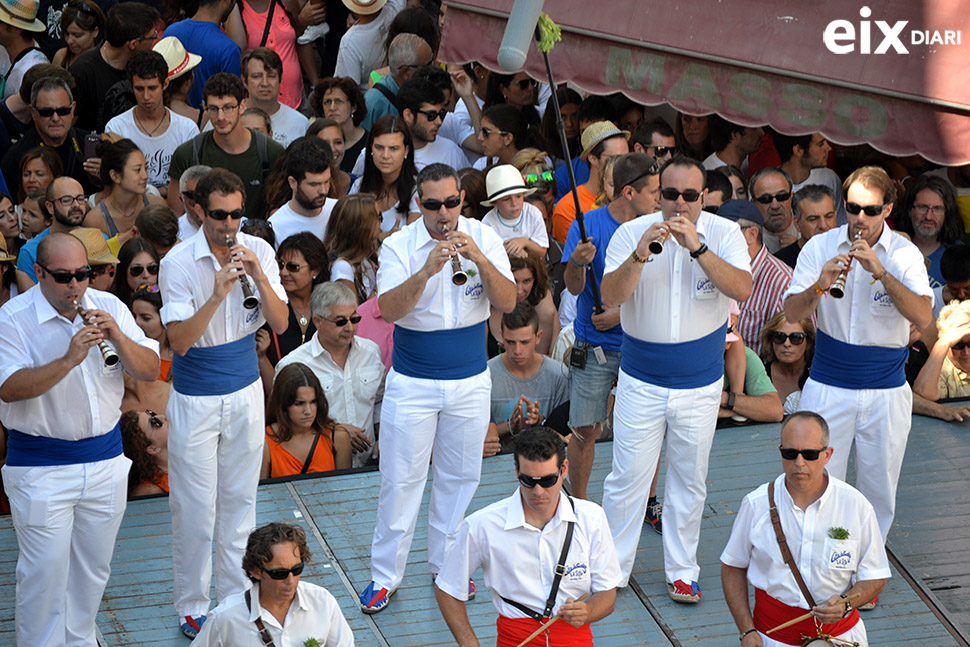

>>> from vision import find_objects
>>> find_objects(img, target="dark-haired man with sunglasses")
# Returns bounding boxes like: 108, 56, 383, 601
722, 412, 888, 647
600, 156, 752, 603
784, 166, 933, 567
399, 76, 469, 172
360, 163, 515, 614
0, 231, 159, 647
159, 168, 288, 638
436, 428, 621, 647
193, 522, 353, 646
749, 168, 797, 253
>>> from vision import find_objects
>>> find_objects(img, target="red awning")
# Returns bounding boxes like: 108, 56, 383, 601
439, 0, 970, 166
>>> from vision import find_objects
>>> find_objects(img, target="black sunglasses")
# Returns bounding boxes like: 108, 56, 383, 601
421, 196, 462, 211
652, 145, 679, 157
480, 126, 509, 138
129, 263, 159, 277
324, 313, 362, 327
518, 466, 563, 489
513, 78, 537, 90
261, 562, 305, 580
145, 409, 163, 429
621, 163, 661, 191
90, 265, 116, 278
660, 188, 702, 202
845, 202, 885, 217
769, 331, 807, 345
205, 208, 246, 221
952, 341, 970, 351
35, 106, 73, 118
754, 191, 792, 205
418, 108, 448, 122
181, 190, 196, 202
278, 260, 304, 272
38, 263, 92, 284
779, 446, 827, 461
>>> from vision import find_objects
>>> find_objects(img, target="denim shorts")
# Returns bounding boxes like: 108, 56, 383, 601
568, 348, 621, 428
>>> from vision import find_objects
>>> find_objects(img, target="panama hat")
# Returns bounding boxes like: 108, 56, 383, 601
0, 0, 45, 32
481, 164, 536, 207
0, 235, 16, 262
153, 37, 202, 81
342, 0, 387, 15
580, 121, 629, 161
70, 227, 119, 265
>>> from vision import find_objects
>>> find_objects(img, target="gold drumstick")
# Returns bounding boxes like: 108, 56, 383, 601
513, 594, 590, 647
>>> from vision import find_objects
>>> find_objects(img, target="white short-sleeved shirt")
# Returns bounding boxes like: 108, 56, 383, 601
332, 0, 404, 89
377, 216, 513, 331
105, 108, 200, 187
159, 228, 286, 347
720, 473, 891, 609
436, 490, 623, 617
194, 581, 353, 647
269, 104, 310, 148
414, 137, 470, 172
268, 200, 337, 247
0, 287, 159, 439
604, 210, 751, 342
783, 224, 933, 347
482, 202, 549, 248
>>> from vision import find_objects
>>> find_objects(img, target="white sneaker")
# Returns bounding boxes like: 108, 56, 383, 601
298, 22, 330, 44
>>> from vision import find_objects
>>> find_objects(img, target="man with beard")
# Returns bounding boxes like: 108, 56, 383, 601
167, 73, 284, 220
399, 76, 468, 172
15, 176, 96, 290
268, 137, 336, 246
750, 168, 797, 254
891, 174, 965, 289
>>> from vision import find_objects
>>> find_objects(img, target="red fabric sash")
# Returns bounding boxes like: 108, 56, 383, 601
496, 616, 593, 647
753, 588, 859, 646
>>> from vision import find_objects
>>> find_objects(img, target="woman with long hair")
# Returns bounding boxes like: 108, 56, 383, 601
676, 112, 713, 161
111, 237, 160, 308
86, 139, 167, 240
352, 115, 417, 234
261, 363, 352, 478
488, 250, 559, 357
0, 235, 17, 307
483, 71, 542, 132
760, 312, 816, 413
0, 193, 20, 258
324, 194, 380, 305
120, 409, 170, 496
52, 0, 105, 69
476, 104, 535, 169
540, 87, 581, 166
310, 77, 368, 174
307, 118, 352, 196
457, 168, 488, 221
18, 147, 62, 202
123, 283, 173, 414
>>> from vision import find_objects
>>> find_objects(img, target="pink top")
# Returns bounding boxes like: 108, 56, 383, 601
356, 295, 393, 370
241, 0, 302, 109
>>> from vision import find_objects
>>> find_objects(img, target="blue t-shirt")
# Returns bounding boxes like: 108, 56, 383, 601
555, 157, 589, 201
927, 244, 946, 289
561, 204, 623, 351
361, 75, 400, 132
163, 20, 242, 109
16, 228, 50, 282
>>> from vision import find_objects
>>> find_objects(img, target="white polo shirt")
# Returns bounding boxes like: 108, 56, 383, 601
720, 473, 891, 609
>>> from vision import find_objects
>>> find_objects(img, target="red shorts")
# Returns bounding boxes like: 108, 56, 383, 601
496, 616, 593, 647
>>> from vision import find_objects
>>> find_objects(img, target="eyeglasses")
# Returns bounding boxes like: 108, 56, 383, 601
278, 260, 304, 272
779, 446, 828, 461
35, 105, 73, 118
134, 30, 158, 42
621, 163, 662, 191
145, 409, 163, 429
523, 172, 554, 185
512, 78, 537, 90
204, 207, 246, 221
38, 263, 93, 283
205, 103, 239, 116
323, 313, 362, 327
129, 263, 159, 277
55, 194, 86, 207
261, 562, 305, 580
421, 196, 462, 211
480, 126, 509, 138
651, 145, 679, 157
517, 466, 563, 489
322, 97, 347, 107
418, 108, 448, 122
660, 187, 702, 202
912, 203, 945, 217
754, 191, 792, 205
952, 340, 970, 351
90, 264, 116, 278
769, 331, 807, 345
845, 202, 885, 216
181, 190, 196, 202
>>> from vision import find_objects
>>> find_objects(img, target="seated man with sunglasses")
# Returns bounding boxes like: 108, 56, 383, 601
436, 428, 621, 647
722, 411, 888, 647
749, 168, 797, 254
784, 166, 933, 572
600, 156, 752, 603
194, 522, 353, 647
0, 232, 159, 647
160, 168, 288, 638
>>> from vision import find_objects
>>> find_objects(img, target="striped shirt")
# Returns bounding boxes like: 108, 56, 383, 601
739, 245, 793, 357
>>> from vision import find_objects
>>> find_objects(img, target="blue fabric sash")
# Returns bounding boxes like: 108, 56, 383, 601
171, 333, 259, 396
6, 422, 122, 466
392, 322, 487, 379
620, 324, 727, 389
810, 329, 907, 389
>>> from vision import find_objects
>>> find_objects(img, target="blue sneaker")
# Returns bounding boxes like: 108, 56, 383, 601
181, 615, 206, 639
359, 581, 392, 614
667, 579, 700, 603
468, 578, 476, 601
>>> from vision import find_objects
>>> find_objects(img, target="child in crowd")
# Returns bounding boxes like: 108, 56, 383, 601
481, 164, 549, 259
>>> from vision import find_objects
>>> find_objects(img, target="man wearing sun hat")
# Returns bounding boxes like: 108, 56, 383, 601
0, 0, 48, 101
71, 226, 119, 292
481, 164, 548, 258
552, 121, 630, 244
335, 0, 405, 90
164, 0, 242, 109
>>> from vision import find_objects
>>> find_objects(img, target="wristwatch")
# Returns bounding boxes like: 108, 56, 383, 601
841, 594, 853, 618
726, 392, 737, 411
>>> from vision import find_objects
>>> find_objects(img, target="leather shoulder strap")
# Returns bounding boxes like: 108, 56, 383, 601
244, 589, 277, 647
767, 481, 816, 608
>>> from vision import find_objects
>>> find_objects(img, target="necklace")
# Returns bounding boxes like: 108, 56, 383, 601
497, 211, 524, 232
134, 109, 168, 137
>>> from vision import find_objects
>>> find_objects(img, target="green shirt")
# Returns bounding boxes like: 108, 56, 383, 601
169, 129, 283, 221
723, 346, 777, 396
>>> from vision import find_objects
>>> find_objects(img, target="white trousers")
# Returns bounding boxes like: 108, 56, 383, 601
370, 368, 490, 590
2, 453, 129, 647
167, 381, 264, 620
602, 370, 721, 586
798, 378, 912, 541
756, 620, 868, 647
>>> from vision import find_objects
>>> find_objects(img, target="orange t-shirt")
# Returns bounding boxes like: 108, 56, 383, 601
552, 185, 598, 244
265, 427, 335, 478
141, 472, 169, 493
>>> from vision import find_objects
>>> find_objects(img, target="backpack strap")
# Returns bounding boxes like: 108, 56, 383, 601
373, 82, 401, 114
